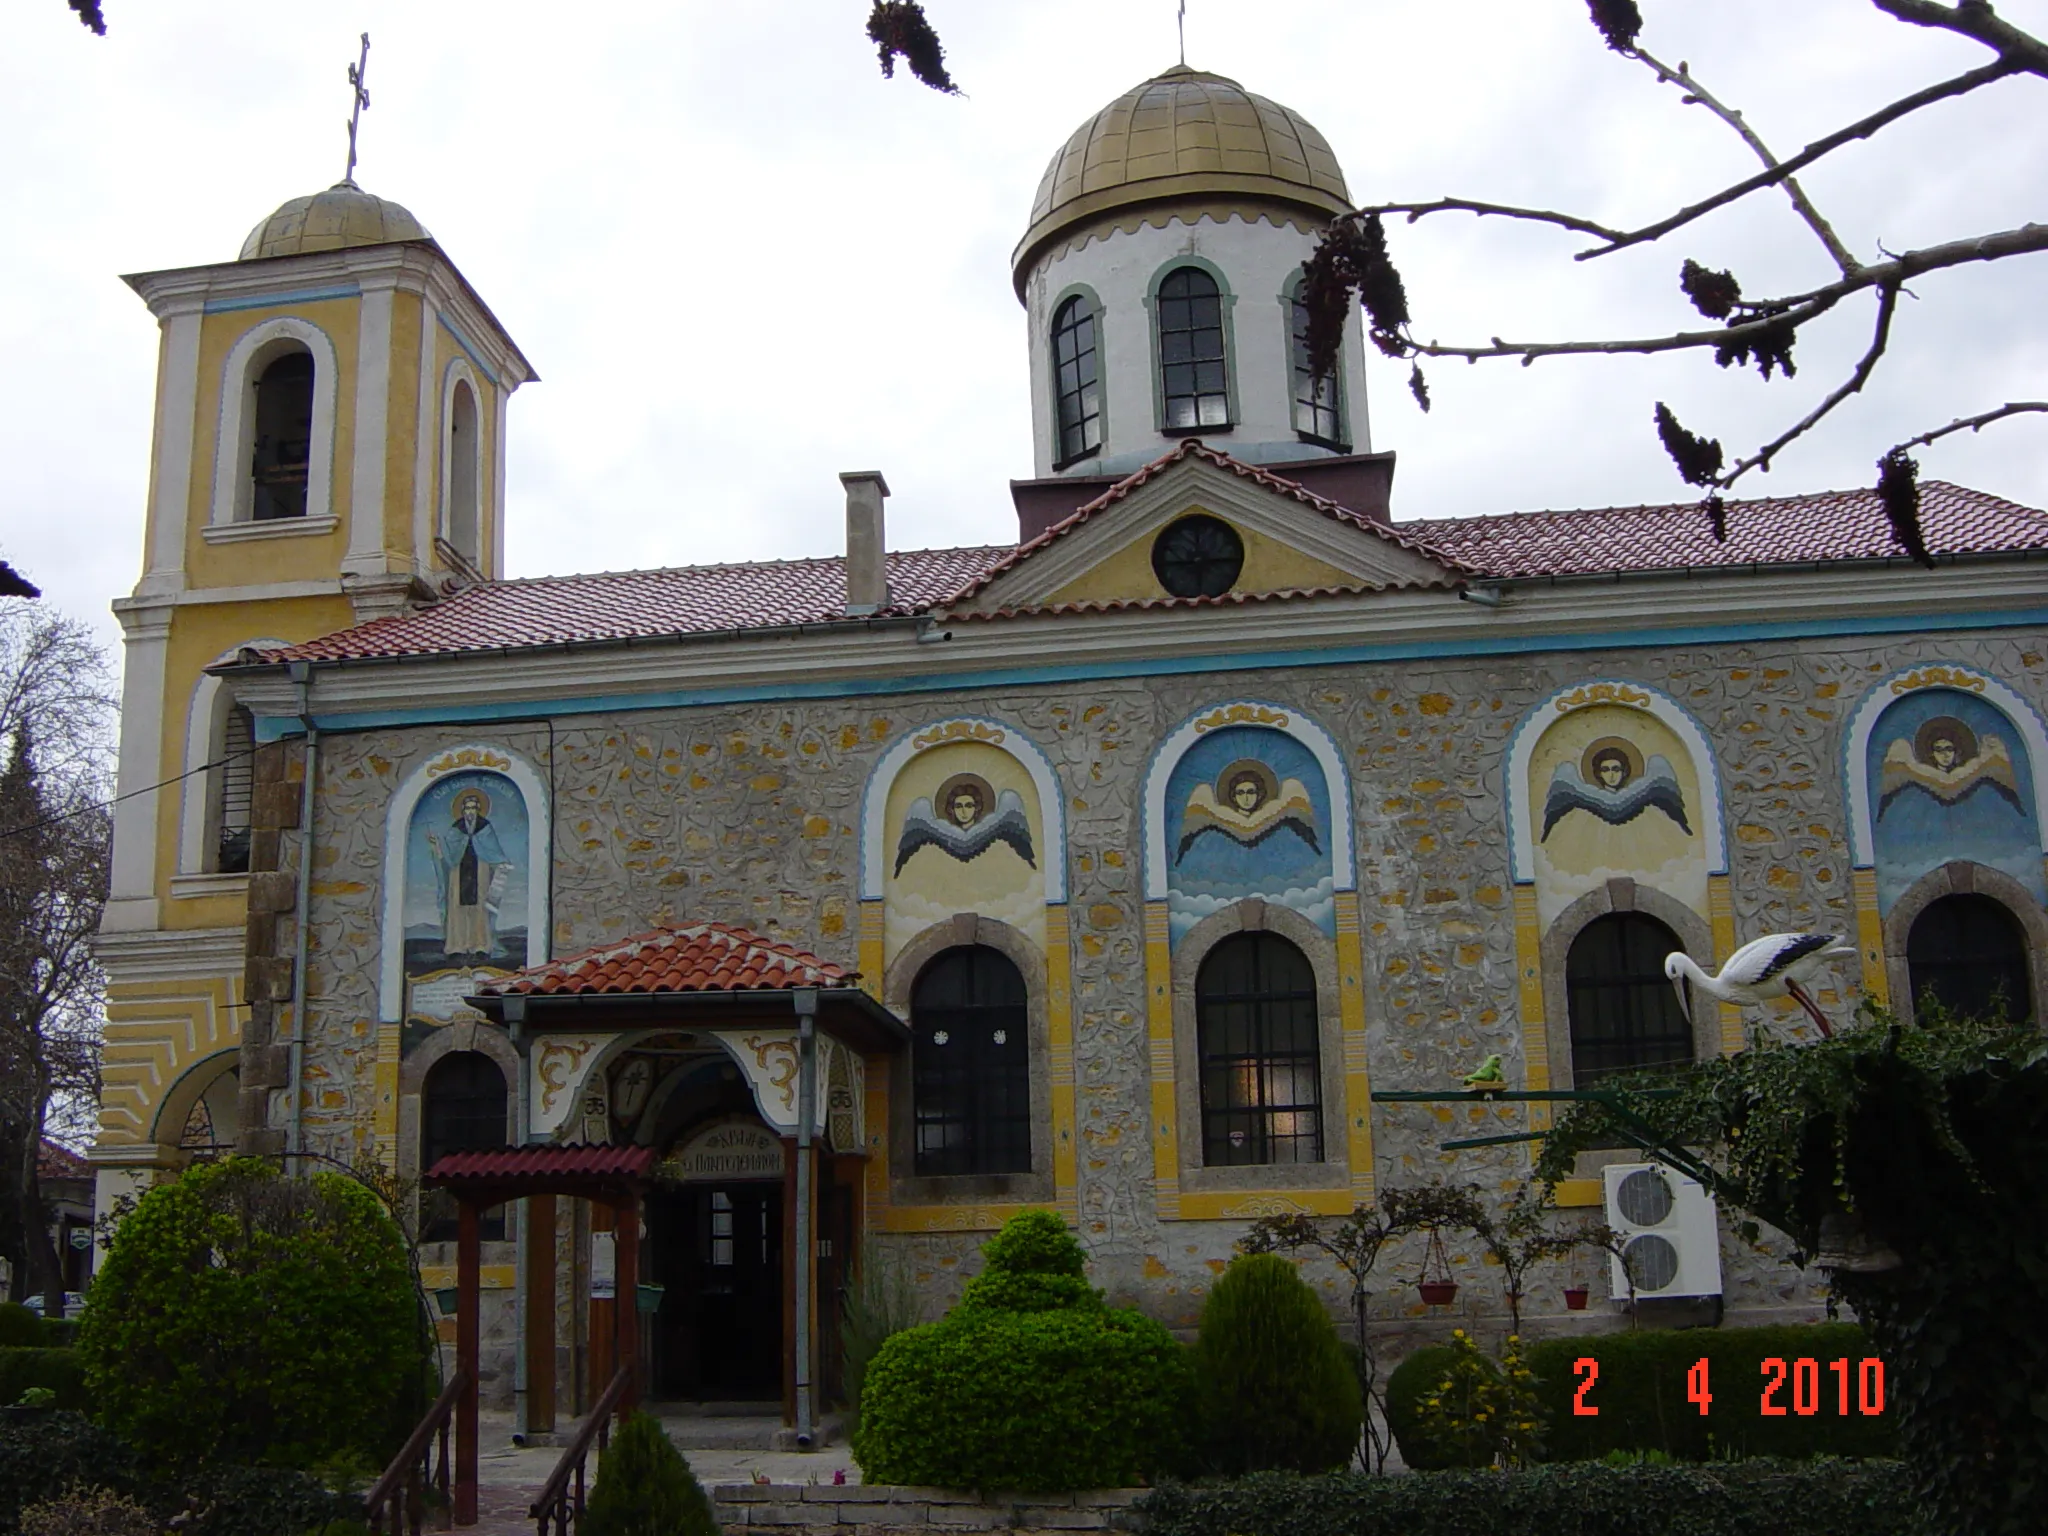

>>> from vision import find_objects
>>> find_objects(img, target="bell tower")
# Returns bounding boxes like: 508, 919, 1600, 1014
92, 175, 535, 1219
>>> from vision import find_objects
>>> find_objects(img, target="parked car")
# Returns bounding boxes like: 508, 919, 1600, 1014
20, 1292, 85, 1320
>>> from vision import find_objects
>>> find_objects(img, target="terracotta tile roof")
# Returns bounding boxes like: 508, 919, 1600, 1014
940, 439, 1475, 608
424, 1144, 658, 1184
1417, 481, 2048, 578
37, 1140, 88, 1181
478, 921, 854, 998
266, 546, 1007, 664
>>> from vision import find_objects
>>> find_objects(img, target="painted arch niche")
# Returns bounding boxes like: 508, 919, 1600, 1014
864, 720, 1062, 968
1862, 682, 2046, 915
1512, 685, 1723, 930
1145, 703, 1352, 947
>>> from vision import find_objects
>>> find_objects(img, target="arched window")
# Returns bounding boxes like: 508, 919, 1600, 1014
213, 703, 255, 875
446, 379, 481, 566
249, 349, 316, 521
1156, 267, 1229, 431
1908, 893, 2033, 1022
422, 1051, 509, 1240
1050, 296, 1102, 466
1566, 914, 1694, 1082
1289, 294, 1345, 447
910, 946, 1030, 1177
1195, 932, 1321, 1165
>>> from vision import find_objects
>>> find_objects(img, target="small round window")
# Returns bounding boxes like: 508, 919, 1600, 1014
1151, 514, 1244, 598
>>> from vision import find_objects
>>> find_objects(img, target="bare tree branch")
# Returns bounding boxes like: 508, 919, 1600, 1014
1889, 400, 2048, 455
1581, 56, 2021, 262
1720, 284, 1901, 486
1873, 0, 2048, 74
1353, 198, 1625, 243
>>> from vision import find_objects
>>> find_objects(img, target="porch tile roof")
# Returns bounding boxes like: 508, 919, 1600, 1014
423, 1143, 658, 1183
477, 921, 855, 997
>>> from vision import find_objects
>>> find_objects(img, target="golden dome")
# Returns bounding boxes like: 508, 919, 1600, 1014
1014, 66, 1351, 291
238, 182, 429, 261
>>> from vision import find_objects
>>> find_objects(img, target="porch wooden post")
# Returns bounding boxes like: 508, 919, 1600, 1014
616, 1190, 641, 1415
588, 1201, 615, 1402
455, 1197, 481, 1527
525, 1194, 557, 1433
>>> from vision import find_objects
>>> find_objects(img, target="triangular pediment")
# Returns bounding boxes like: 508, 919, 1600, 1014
949, 445, 1463, 616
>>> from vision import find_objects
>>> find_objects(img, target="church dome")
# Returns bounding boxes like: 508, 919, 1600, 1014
1013, 66, 1352, 290
238, 182, 430, 261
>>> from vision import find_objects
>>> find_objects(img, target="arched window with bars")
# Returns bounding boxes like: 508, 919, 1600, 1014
1155, 266, 1230, 432
1050, 295, 1102, 467
910, 945, 1031, 1177
1565, 913, 1695, 1083
1288, 290, 1345, 448
213, 703, 255, 875
422, 1051, 509, 1240
1908, 892, 2033, 1022
1195, 931, 1322, 1165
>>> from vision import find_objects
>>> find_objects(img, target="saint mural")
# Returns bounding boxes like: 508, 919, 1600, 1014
1541, 738, 1692, 840
1867, 690, 2044, 913
893, 773, 1037, 874
403, 769, 530, 1004
1164, 725, 1335, 943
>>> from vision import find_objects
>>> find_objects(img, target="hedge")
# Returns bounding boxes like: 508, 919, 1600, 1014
1140, 1462, 1911, 1536
0, 1349, 87, 1412
0, 1412, 361, 1536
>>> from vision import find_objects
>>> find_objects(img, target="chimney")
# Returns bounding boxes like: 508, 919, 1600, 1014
840, 470, 891, 615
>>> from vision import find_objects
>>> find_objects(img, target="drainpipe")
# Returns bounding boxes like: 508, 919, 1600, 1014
792, 988, 819, 1448
505, 995, 533, 1442
286, 662, 319, 1160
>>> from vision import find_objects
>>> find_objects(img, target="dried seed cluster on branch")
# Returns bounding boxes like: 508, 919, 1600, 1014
866, 1, 958, 95
1297, 0, 2048, 564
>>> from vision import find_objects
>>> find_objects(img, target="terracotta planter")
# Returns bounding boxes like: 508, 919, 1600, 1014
1418, 1281, 1459, 1307
1563, 1286, 1591, 1311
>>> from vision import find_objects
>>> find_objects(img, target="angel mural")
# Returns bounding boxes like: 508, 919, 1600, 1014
1541, 738, 1692, 841
893, 774, 1036, 874
1867, 690, 2044, 913
1164, 725, 1335, 943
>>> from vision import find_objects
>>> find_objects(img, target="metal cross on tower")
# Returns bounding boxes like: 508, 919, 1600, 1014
1177, 1, 1187, 67
342, 32, 372, 187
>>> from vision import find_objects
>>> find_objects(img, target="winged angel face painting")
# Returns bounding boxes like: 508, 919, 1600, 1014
1530, 705, 1707, 927
883, 744, 1045, 963
1868, 689, 2045, 913
1165, 725, 1334, 943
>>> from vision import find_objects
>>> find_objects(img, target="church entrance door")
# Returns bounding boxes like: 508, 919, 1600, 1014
648, 1182, 783, 1401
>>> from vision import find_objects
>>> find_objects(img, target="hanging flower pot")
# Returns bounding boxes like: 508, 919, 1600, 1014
1417, 1226, 1458, 1306
1563, 1285, 1591, 1311
1418, 1281, 1460, 1307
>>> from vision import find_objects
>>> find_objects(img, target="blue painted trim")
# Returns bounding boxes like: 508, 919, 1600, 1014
437, 312, 499, 388
204, 284, 361, 314
250, 603, 2048, 741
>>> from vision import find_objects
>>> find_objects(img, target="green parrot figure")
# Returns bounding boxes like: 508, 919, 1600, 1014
1462, 1054, 1506, 1091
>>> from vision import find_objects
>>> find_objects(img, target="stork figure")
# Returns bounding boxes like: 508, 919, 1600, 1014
1664, 933, 1856, 1038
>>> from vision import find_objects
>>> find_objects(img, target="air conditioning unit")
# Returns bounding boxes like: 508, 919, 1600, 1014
1602, 1162, 1722, 1299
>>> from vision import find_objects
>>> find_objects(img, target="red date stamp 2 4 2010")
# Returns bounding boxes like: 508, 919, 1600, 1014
1572, 1356, 1887, 1417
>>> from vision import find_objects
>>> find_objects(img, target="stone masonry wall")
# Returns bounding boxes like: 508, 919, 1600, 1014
712, 1483, 1143, 1536
276, 628, 2048, 1357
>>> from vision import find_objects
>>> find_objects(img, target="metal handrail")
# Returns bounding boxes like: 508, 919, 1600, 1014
367, 1370, 467, 1535
530, 1366, 632, 1536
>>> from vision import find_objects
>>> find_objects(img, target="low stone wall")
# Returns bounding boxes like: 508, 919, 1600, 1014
712, 1484, 1145, 1536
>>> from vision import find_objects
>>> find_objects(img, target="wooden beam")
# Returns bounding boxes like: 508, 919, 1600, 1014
525, 1195, 557, 1433
455, 1198, 481, 1527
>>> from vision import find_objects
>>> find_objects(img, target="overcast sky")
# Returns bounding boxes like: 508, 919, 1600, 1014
4, 0, 2045, 656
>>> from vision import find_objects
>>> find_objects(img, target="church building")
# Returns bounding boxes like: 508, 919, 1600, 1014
90, 66, 2048, 1428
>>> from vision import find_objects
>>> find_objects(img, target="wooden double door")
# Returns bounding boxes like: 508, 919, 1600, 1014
647, 1183, 783, 1401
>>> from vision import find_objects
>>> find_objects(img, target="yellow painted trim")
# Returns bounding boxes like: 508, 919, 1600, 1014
862, 1053, 892, 1211
1143, 901, 1180, 1221
1853, 868, 1889, 1009
1553, 1178, 1603, 1208
1511, 884, 1551, 1132
99, 973, 242, 1146
1708, 873, 1745, 1053
857, 899, 885, 1001
373, 1020, 402, 1169
873, 1202, 1055, 1234
1334, 891, 1375, 1204
1045, 904, 1079, 1221
1174, 1188, 1359, 1221
419, 1264, 517, 1290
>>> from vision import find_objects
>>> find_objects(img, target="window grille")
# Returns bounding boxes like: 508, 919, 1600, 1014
1290, 296, 1345, 447
1565, 914, 1695, 1082
215, 704, 255, 874
911, 946, 1031, 1177
423, 1052, 509, 1240
1051, 296, 1102, 466
1908, 892, 2033, 1022
1196, 932, 1322, 1165
1156, 268, 1230, 431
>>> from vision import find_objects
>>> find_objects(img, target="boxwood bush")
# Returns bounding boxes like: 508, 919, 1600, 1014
0, 1348, 87, 1411
853, 1210, 1192, 1491
0, 1305, 41, 1349
1389, 1325, 1899, 1467
1140, 1462, 1911, 1536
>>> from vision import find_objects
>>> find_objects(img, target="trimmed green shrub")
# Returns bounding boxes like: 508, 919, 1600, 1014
853, 1210, 1192, 1491
77, 1156, 427, 1471
1139, 1462, 1910, 1536
581, 1413, 717, 1536
0, 1348, 87, 1411
0, 1305, 41, 1349
1194, 1253, 1361, 1475
18, 1485, 157, 1536
37, 1319, 77, 1348
1386, 1346, 1470, 1469
1528, 1324, 1898, 1462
